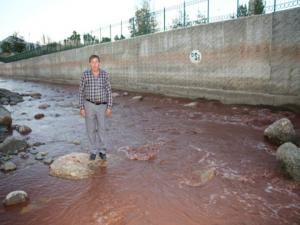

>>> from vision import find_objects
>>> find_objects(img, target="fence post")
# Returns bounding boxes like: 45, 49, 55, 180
207, 0, 210, 23
90, 31, 93, 45
274, 0, 276, 12
163, 7, 166, 31
109, 24, 112, 41
121, 20, 123, 37
237, 0, 239, 17
183, 1, 186, 26
133, 17, 135, 36
99, 28, 101, 43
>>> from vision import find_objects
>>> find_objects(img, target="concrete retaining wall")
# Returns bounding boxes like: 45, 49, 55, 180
0, 7, 299, 106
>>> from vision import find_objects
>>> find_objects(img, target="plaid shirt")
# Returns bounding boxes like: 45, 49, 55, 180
79, 68, 113, 110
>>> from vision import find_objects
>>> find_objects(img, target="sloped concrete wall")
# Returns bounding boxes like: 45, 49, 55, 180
0, 7, 299, 106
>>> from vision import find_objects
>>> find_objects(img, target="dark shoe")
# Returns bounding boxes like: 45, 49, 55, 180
89, 153, 96, 160
99, 152, 107, 160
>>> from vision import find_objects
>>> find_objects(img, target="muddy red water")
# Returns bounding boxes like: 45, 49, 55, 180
0, 78, 299, 225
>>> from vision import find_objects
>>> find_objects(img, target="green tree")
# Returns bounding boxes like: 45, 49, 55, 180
0, 41, 13, 53
10, 33, 26, 53
83, 33, 97, 45
254, 0, 265, 15
128, 0, 157, 37
100, 37, 111, 43
237, 4, 248, 17
114, 34, 125, 41
13, 41, 26, 53
65, 31, 81, 46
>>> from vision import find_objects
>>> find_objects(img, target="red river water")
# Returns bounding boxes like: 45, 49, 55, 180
0, 78, 299, 225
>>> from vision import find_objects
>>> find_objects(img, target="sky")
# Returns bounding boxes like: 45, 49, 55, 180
0, 0, 281, 44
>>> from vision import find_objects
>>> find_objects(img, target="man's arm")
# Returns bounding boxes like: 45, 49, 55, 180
105, 73, 113, 110
79, 73, 86, 110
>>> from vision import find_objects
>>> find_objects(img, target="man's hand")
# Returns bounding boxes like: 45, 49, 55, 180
80, 108, 86, 117
105, 108, 112, 118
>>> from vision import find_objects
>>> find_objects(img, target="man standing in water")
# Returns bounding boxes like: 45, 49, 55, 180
79, 54, 113, 161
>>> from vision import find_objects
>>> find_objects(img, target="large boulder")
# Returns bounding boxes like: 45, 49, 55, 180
0, 136, 29, 155
276, 142, 300, 183
264, 118, 296, 145
0, 88, 24, 105
3, 190, 29, 206
49, 152, 107, 180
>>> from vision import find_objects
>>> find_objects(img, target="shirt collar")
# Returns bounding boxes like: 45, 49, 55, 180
89, 68, 102, 77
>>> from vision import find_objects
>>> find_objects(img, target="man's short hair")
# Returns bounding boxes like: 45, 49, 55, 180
89, 54, 100, 62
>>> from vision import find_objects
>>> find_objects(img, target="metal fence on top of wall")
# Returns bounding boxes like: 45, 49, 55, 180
0, 0, 299, 63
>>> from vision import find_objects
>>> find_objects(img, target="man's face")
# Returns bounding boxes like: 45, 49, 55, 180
89, 58, 100, 71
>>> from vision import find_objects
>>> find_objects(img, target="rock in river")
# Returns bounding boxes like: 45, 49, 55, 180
184, 102, 198, 107
0, 105, 12, 129
49, 152, 107, 180
264, 118, 296, 145
0, 161, 17, 172
276, 142, 300, 183
3, 190, 29, 206
0, 136, 29, 155
43, 156, 54, 165
38, 103, 50, 109
0, 88, 24, 105
35, 153, 45, 160
35, 151, 48, 160
132, 95, 143, 101
15, 124, 32, 135
34, 113, 45, 120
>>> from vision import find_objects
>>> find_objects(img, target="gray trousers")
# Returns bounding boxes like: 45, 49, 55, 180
84, 99, 107, 155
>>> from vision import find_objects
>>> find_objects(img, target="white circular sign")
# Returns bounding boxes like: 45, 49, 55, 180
189, 50, 202, 63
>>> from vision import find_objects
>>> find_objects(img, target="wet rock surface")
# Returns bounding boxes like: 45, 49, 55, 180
0, 88, 24, 105
2, 190, 29, 206
14, 125, 32, 135
49, 152, 108, 180
0, 105, 12, 129
34, 113, 45, 119
264, 118, 296, 145
0, 136, 29, 155
0, 105, 12, 143
0, 161, 17, 172
131, 95, 143, 101
276, 142, 300, 183
38, 103, 50, 109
